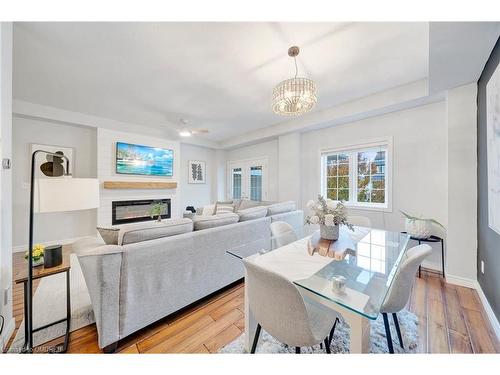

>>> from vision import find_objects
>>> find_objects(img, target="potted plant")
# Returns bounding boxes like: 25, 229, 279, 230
25, 243, 45, 267
306, 195, 354, 240
400, 210, 445, 239
150, 202, 167, 222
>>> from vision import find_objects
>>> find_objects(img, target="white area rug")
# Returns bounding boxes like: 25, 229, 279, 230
220, 309, 418, 354
8, 254, 95, 353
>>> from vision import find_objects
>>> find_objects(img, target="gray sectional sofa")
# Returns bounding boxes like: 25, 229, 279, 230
74, 201, 303, 352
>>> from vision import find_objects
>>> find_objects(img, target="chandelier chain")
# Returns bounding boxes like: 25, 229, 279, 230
294, 56, 298, 79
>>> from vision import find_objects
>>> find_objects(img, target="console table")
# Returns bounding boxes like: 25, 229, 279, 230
15, 247, 71, 353
402, 233, 445, 278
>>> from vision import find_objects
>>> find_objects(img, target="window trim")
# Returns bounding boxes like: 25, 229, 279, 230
320, 138, 393, 212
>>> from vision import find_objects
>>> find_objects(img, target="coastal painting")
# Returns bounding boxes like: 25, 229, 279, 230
487, 62, 500, 235
116, 142, 173, 176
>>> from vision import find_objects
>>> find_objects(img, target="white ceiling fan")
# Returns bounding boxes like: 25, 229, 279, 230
177, 118, 209, 137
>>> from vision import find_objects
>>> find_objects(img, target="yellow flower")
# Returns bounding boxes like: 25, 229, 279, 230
25, 244, 45, 260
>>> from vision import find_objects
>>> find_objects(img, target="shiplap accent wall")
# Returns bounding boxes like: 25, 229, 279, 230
97, 128, 181, 227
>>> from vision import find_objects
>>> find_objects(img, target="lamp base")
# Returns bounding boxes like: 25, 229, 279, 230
43, 244, 63, 268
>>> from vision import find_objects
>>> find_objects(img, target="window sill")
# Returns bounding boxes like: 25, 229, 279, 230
343, 202, 392, 213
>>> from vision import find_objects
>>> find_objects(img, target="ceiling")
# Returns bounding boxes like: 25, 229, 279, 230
13, 22, 430, 141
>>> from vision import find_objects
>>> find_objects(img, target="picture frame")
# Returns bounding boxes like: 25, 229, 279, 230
31, 143, 74, 179
188, 160, 206, 184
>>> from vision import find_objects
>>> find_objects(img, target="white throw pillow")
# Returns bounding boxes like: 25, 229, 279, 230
214, 201, 235, 214
201, 204, 216, 216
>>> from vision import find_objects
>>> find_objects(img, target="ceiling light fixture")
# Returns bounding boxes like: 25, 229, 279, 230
179, 129, 192, 137
272, 46, 317, 116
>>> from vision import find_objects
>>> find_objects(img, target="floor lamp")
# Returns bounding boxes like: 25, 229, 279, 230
25, 150, 99, 353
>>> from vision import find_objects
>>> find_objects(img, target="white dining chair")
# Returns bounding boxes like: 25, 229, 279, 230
270, 221, 298, 248
380, 244, 432, 353
243, 257, 340, 353
347, 215, 372, 228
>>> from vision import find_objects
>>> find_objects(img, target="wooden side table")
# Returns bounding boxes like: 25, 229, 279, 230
15, 247, 71, 353
402, 232, 445, 278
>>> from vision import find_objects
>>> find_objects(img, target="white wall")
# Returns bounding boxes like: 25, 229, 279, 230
12, 116, 97, 250
180, 143, 217, 211
97, 128, 181, 226
278, 133, 301, 203
301, 102, 448, 269
0, 22, 14, 349
225, 139, 279, 201
446, 83, 478, 283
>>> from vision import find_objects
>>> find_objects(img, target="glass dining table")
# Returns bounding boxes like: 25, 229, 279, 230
227, 224, 410, 353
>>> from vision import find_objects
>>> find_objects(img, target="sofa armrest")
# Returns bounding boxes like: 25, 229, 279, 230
77, 246, 123, 349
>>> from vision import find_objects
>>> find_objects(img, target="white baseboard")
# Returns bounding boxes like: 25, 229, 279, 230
445, 273, 478, 289
445, 274, 500, 341
0, 317, 15, 352
475, 283, 500, 341
12, 236, 93, 253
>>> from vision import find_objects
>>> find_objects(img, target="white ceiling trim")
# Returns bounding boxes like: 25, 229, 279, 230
12, 100, 220, 149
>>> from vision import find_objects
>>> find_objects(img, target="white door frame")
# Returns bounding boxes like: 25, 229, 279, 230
226, 157, 269, 201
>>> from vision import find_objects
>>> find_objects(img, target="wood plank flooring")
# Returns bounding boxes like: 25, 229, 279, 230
5, 252, 499, 354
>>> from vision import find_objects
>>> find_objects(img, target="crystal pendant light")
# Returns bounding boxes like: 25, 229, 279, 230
272, 46, 317, 116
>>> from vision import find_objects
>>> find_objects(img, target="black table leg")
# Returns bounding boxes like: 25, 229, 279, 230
418, 240, 422, 278
441, 239, 445, 278
22, 281, 29, 352
62, 269, 71, 353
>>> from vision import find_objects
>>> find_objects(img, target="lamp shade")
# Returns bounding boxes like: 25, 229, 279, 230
34, 177, 99, 213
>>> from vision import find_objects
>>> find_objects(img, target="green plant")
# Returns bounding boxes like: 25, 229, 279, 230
400, 210, 446, 230
150, 202, 166, 221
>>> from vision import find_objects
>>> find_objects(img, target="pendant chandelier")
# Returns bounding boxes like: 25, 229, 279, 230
272, 46, 317, 116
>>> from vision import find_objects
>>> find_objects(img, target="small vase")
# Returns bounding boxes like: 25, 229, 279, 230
31, 257, 44, 267
405, 218, 431, 239
320, 224, 339, 240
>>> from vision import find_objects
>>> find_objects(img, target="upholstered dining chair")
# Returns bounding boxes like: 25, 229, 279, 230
270, 221, 298, 248
243, 257, 340, 354
380, 244, 432, 353
347, 215, 372, 228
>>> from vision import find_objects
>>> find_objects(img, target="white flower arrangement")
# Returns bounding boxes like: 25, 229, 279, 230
305, 195, 354, 231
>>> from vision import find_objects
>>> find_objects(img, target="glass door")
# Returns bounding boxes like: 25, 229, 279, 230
227, 158, 268, 201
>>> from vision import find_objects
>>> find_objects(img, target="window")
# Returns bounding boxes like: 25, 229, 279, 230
321, 142, 390, 210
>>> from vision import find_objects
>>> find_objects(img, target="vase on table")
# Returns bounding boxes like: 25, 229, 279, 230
405, 218, 432, 239
320, 224, 339, 241
30, 257, 44, 267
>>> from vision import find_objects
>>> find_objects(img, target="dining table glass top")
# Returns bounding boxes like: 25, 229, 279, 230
293, 226, 410, 320
226, 224, 410, 320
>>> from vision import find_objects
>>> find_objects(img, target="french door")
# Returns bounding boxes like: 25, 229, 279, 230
227, 158, 268, 201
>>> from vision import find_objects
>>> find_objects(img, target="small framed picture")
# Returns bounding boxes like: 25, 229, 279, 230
188, 160, 206, 184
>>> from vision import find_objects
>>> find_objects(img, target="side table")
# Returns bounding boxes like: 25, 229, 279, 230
402, 232, 445, 278
15, 247, 71, 353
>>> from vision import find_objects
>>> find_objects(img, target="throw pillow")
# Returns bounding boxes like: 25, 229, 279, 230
214, 200, 234, 214
97, 227, 120, 245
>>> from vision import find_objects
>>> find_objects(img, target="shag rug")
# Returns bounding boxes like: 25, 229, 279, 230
8, 254, 95, 353
220, 309, 418, 354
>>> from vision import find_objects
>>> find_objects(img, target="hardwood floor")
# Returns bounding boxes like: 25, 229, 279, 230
6, 252, 499, 354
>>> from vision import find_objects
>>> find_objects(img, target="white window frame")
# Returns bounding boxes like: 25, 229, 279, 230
226, 157, 269, 201
320, 138, 393, 212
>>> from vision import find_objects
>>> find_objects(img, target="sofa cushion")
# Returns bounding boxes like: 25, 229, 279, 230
192, 213, 239, 230
200, 204, 215, 216
266, 201, 296, 216
97, 227, 120, 245
214, 200, 234, 214
237, 206, 268, 222
118, 218, 193, 245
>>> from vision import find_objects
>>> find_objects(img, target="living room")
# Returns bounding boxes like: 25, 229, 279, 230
1, 1, 500, 373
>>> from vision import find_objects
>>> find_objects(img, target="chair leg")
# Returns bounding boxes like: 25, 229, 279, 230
392, 313, 404, 349
324, 338, 331, 354
382, 313, 394, 354
320, 342, 323, 349
250, 324, 261, 354
328, 317, 340, 346
295, 347, 300, 354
